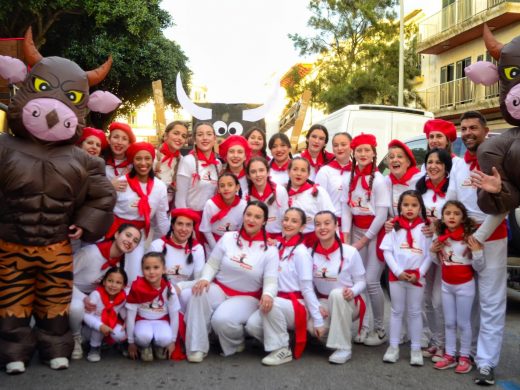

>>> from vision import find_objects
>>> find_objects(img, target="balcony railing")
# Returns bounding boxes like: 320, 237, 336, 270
418, 0, 514, 43
415, 77, 499, 113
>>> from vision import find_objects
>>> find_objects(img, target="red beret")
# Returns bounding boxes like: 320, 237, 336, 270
126, 142, 155, 162
218, 135, 252, 162
109, 122, 136, 144
388, 139, 417, 167
423, 119, 456, 142
351, 133, 377, 149
77, 127, 108, 150
170, 208, 202, 225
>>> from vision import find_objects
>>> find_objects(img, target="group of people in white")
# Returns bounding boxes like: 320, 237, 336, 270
70, 109, 506, 386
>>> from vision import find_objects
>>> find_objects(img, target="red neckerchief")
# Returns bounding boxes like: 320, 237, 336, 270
106, 156, 130, 176
96, 286, 126, 329
438, 226, 465, 243
327, 160, 352, 175
288, 182, 318, 207
161, 236, 199, 255
464, 151, 480, 171
209, 193, 241, 223
234, 169, 246, 179
389, 166, 420, 186
96, 240, 123, 270
125, 174, 154, 236
314, 239, 340, 260
348, 164, 373, 203
277, 233, 303, 260
160, 143, 180, 168
393, 216, 423, 249
270, 160, 290, 172
250, 182, 275, 203
126, 276, 169, 305
190, 148, 218, 167
239, 229, 264, 247
426, 178, 447, 202
301, 149, 334, 171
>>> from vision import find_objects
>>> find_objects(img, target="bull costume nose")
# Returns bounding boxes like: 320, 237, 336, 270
46, 109, 59, 128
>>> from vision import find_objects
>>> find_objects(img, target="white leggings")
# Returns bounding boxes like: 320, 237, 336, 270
185, 283, 259, 356
89, 324, 126, 347
134, 319, 174, 348
442, 279, 475, 357
423, 263, 444, 347
353, 227, 385, 331
70, 289, 87, 337
389, 281, 424, 350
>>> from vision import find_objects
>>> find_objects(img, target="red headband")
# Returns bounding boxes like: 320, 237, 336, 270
77, 127, 108, 150
109, 122, 136, 144
126, 141, 155, 162
423, 119, 456, 142
218, 135, 252, 162
351, 133, 377, 149
388, 139, 417, 166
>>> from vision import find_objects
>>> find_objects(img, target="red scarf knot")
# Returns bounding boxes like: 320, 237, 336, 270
125, 174, 154, 236
161, 236, 198, 255
270, 160, 290, 172
348, 165, 373, 203
127, 276, 170, 305
393, 216, 423, 249
96, 286, 126, 329
277, 234, 303, 260
250, 182, 276, 203
426, 178, 447, 202
191, 148, 218, 168
160, 143, 180, 168
438, 225, 465, 243
96, 240, 123, 270
106, 156, 130, 176
210, 193, 241, 224
464, 151, 480, 171
238, 229, 264, 248
314, 240, 340, 261
389, 166, 420, 186
327, 160, 352, 175
301, 149, 334, 172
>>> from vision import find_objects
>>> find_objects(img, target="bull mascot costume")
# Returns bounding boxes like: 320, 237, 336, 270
465, 24, 520, 213
0, 28, 118, 374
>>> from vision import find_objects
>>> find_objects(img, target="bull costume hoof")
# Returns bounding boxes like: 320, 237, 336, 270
0, 27, 118, 372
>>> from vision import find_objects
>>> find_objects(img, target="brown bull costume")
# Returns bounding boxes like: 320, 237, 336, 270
466, 25, 520, 213
0, 28, 117, 373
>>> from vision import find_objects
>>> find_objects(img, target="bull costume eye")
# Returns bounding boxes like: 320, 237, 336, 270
228, 121, 243, 135
66, 90, 84, 104
33, 76, 51, 92
214, 120, 228, 136
504, 66, 520, 80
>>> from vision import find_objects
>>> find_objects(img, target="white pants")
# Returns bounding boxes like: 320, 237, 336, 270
442, 279, 475, 357
70, 289, 87, 337
89, 324, 126, 347
389, 281, 424, 350
185, 283, 259, 356
475, 238, 507, 368
353, 227, 385, 332
423, 263, 444, 347
179, 288, 193, 313
134, 319, 174, 348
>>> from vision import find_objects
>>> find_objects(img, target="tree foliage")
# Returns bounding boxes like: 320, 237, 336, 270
288, 0, 422, 113
0, 0, 191, 123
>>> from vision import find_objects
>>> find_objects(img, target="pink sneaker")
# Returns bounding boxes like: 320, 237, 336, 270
455, 356, 473, 374
433, 354, 457, 370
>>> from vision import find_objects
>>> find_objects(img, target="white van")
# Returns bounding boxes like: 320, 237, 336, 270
311, 104, 434, 163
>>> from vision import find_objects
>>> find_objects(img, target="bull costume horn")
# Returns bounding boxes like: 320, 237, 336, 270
483, 23, 504, 61
242, 83, 280, 122
23, 27, 43, 66
86, 56, 113, 86
176, 73, 212, 120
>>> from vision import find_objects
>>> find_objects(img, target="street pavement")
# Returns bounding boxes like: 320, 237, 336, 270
3, 298, 520, 390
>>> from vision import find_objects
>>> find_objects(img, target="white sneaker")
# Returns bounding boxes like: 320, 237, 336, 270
187, 351, 206, 363
140, 347, 154, 362
71, 335, 83, 360
328, 349, 352, 364
383, 346, 399, 363
153, 346, 168, 360
353, 327, 368, 344
261, 347, 293, 366
49, 357, 69, 370
5, 361, 25, 375
86, 347, 101, 363
410, 349, 424, 366
364, 329, 387, 346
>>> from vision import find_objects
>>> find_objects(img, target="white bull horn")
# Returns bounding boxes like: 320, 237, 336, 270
176, 73, 212, 120
242, 83, 280, 122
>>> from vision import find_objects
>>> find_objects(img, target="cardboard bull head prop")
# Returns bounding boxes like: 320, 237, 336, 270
0, 28, 117, 373
176, 73, 277, 141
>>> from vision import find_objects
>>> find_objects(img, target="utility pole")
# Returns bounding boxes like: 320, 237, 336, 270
398, 0, 404, 107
